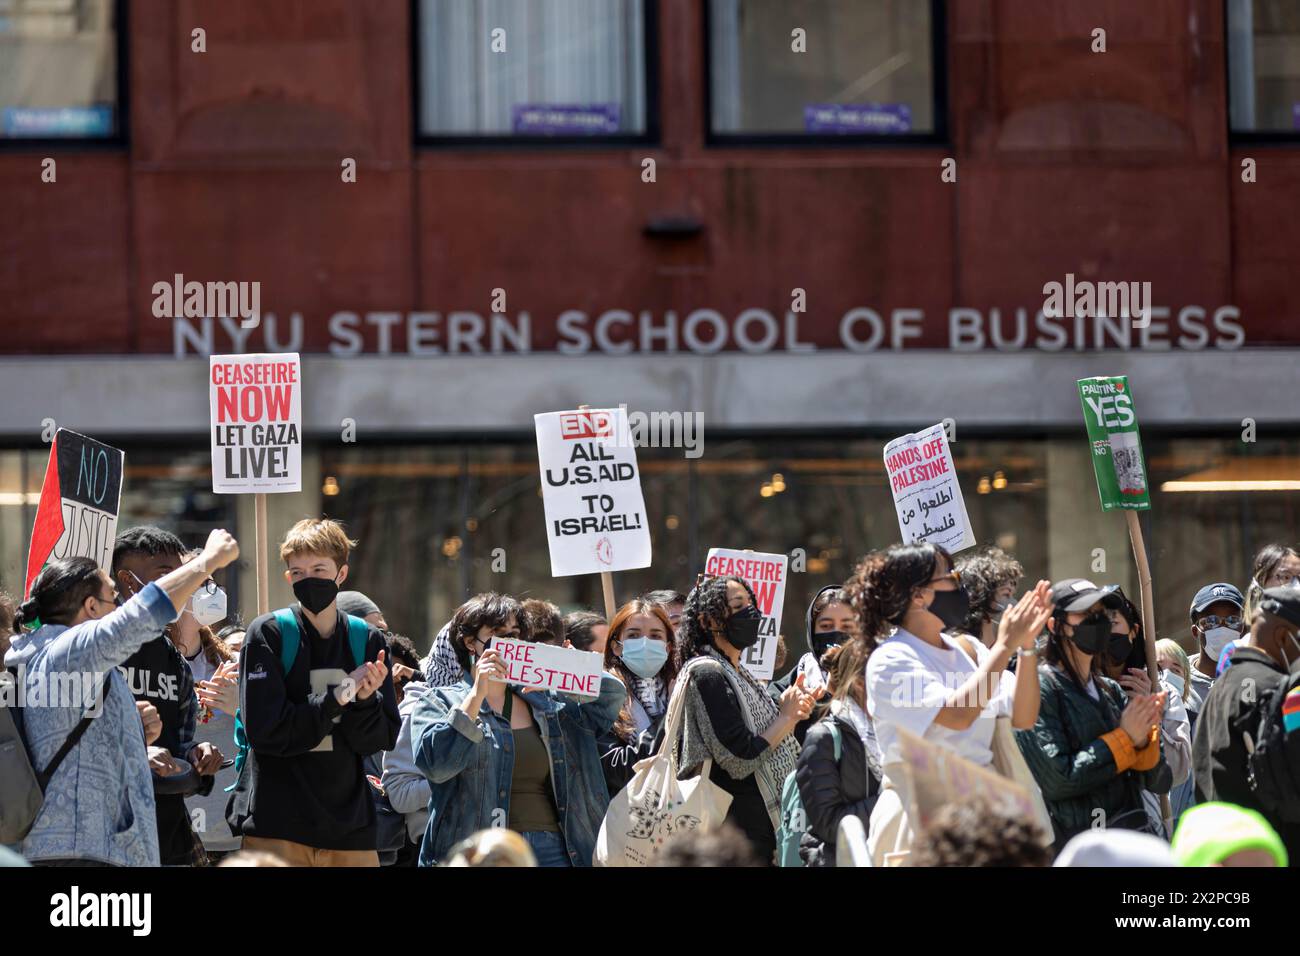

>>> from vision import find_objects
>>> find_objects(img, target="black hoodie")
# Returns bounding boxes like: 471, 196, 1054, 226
227, 606, 400, 851
768, 585, 844, 744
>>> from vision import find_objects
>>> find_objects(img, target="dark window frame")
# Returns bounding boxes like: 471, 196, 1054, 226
1225, 0, 1300, 144
411, 0, 660, 149
702, 0, 949, 148
0, 0, 129, 151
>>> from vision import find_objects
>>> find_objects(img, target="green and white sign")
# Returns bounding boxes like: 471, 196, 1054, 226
1077, 375, 1151, 511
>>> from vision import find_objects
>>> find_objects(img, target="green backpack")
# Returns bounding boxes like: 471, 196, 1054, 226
776, 721, 841, 867
227, 609, 370, 790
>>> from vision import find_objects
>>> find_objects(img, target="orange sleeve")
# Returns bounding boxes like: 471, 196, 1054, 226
1130, 727, 1162, 771
1100, 728, 1137, 773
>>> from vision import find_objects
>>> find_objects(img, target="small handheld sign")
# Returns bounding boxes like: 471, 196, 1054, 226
1077, 375, 1150, 511
883, 422, 974, 553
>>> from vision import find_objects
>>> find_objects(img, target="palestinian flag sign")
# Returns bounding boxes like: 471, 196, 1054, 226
25, 429, 124, 597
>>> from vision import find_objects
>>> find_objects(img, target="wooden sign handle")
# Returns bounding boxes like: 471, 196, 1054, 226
1125, 509, 1173, 833
255, 492, 270, 616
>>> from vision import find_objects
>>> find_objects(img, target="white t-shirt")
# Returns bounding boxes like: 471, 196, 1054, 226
866, 628, 1015, 768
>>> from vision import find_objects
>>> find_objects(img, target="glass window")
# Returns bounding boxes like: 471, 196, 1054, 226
1228, 0, 1300, 134
416, 0, 650, 140
709, 0, 939, 138
0, 0, 119, 140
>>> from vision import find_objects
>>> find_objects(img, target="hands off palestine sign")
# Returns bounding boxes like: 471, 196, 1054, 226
1077, 375, 1150, 511
209, 353, 302, 493
883, 423, 975, 553
535, 407, 652, 577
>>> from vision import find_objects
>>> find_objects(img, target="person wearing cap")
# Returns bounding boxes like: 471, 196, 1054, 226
1099, 588, 1195, 834
1191, 585, 1300, 862
1016, 578, 1171, 851
337, 590, 388, 632
1172, 802, 1287, 867
1186, 583, 1245, 716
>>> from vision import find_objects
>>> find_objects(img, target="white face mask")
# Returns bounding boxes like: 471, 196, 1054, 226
1161, 669, 1185, 697
1202, 626, 1238, 660
188, 585, 227, 627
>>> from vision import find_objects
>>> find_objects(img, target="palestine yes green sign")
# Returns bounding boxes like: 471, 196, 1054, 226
1077, 376, 1151, 511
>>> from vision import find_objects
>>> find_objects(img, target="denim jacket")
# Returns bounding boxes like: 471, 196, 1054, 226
4, 583, 177, 866
410, 673, 624, 866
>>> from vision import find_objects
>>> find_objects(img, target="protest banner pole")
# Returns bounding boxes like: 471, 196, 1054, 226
1124, 509, 1173, 833
255, 492, 269, 616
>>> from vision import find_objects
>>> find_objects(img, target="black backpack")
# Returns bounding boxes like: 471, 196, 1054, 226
1245, 663, 1300, 824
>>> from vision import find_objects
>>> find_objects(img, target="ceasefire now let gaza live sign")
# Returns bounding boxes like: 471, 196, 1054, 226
1077, 376, 1151, 511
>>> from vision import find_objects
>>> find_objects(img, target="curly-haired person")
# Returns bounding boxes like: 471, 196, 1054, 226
910, 797, 1051, 867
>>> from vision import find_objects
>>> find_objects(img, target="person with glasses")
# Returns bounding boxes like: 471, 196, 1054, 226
1242, 544, 1300, 631
1016, 579, 1172, 852
6, 531, 240, 866
850, 542, 1051, 865
1186, 583, 1246, 716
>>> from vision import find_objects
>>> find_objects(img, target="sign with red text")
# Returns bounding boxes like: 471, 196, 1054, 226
25, 429, 124, 597
535, 407, 651, 577
209, 353, 302, 493
490, 637, 605, 697
703, 548, 788, 680
883, 423, 974, 553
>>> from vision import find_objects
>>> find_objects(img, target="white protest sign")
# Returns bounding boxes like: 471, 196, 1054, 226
209, 353, 302, 493
703, 548, 788, 680
534, 407, 652, 577
491, 637, 605, 696
883, 423, 974, 553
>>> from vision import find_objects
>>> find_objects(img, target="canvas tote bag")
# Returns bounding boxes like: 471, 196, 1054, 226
594, 661, 733, 866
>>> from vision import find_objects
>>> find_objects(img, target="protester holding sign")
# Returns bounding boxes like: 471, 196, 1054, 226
1097, 589, 1194, 834
851, 543, 1050, 865
409, 592, 623, 867
114, 527, 223, 867
598, 598, 680, 797
6, 529, 239, 866
674, 575, 820, 864
1015, 579, 1171, 850
227, 519, 399, 867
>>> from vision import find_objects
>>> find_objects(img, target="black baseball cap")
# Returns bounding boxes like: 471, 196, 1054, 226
1188, 583, 1244, 621
1049, 578, 1124, 614
1259, 586, 1300, 630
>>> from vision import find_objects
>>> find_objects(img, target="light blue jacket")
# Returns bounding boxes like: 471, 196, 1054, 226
411, 673, 623, 866
4, 583, 176, 866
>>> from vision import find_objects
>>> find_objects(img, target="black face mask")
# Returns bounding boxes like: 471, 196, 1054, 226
293, 576, 340, 615
812, 629, 848, 659
1106, 630, 1133, 665
1065, 613, 1110, 655
725, 604, 763, 650
927, 585, 971, 630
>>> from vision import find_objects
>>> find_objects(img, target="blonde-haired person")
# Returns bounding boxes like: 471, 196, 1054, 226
227, 518, 400, 866
442, 829, 537, 867
1154, 638, 1198, 825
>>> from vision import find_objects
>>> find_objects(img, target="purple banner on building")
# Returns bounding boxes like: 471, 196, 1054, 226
3, 105, 114, 137
803, 103, 911, 135
513, 103, 621, 136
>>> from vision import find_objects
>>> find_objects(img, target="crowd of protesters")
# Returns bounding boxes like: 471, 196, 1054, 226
3, 519, 1299, 869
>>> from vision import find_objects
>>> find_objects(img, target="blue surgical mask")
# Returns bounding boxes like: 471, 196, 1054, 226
619, 637, 669, 679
